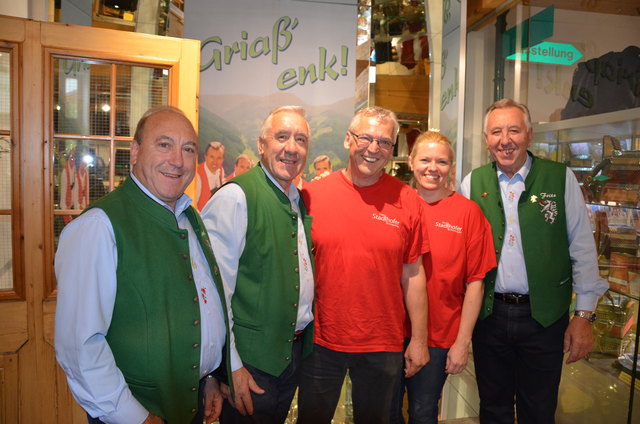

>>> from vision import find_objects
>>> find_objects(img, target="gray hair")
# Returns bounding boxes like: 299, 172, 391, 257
483, 98, 532, 135
348, 106, 400, 138
259, 105, 309, 140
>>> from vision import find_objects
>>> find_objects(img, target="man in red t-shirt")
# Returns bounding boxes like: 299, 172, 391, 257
298, 107, 430, 424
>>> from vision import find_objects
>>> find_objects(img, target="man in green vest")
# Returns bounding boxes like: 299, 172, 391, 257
55, 106, 232, 424
201, 106, 314, 424
460, 98, 608, 423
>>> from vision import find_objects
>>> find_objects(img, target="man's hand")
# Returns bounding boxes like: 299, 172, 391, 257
229, 367, 265, 415
445, 341, 469, 375
142, 413, 164, 424
564, 316, 594, 364
404, 338, 429, 378
202, 376, 224, 424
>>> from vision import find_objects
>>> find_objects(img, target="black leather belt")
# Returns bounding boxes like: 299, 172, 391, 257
494, 292, 530, 304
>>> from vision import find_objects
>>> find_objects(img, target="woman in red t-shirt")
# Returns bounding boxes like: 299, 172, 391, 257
392, 132, 496, 424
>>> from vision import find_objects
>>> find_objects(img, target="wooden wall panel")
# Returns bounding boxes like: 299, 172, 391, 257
0, 354, 19, 424
375, 74, 429, 116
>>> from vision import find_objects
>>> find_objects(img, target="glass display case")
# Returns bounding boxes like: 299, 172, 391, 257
531, 107, 640, 424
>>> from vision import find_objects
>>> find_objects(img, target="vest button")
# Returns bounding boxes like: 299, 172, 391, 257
192, 364, 199, 369
191, 408, 197, 413
291, 232, 296, 238
498, 236, 503, 240
294, 267, 299, 273
285, 356, 291, 361
291, 322, 296, 327
183, 253, 189, 260
295, 285, 300, 290
194, 320, 200, 326
214, 266, 220, 276
188, 274, 194, 280
180, 233, 186, 240
293, 303, 298, 308
293, 249, 298, 255
193, 296, 199, 303
288, 339, 293, 343
291, 215, 297, 220
495, 249, 499, 254
193, 343, 200, 348
191, 386, 197, 392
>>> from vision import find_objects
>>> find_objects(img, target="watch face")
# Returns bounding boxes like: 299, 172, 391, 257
576, 310, 596, 323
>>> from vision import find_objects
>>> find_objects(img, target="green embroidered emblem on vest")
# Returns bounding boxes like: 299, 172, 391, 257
470, 154, 573, 327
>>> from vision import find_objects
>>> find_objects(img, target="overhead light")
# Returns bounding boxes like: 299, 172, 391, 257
101, 104, 111, 112
55, 104, 61, 111
82, 154, 94, 165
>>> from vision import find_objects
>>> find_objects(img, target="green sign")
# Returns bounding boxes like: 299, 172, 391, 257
503, 6, 554, 58
506, 41, 583, 66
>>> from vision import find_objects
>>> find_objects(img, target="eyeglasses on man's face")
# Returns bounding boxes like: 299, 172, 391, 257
348, 131, 395, 152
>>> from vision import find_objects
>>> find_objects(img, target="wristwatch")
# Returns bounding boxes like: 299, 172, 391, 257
574, 310, 597, 323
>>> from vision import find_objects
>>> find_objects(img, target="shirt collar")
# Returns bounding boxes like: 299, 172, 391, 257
129, 172, 192, 216
497, 152, 532, 182
258, 163, 300, 203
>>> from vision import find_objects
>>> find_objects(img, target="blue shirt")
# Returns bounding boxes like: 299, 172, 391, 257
460, 155, 608, 311
54, 174, 227, 424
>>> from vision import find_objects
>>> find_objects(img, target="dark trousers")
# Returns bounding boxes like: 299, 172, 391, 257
86, 374, 209, 424
297, 343, 403, 424
391, 345, 449, 424
219, 337, 303, 424
472, 299, 569, 424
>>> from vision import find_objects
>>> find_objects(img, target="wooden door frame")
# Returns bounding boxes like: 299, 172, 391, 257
0, 15, 200, 423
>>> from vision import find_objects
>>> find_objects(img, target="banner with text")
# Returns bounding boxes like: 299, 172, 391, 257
185, 0, 356, 181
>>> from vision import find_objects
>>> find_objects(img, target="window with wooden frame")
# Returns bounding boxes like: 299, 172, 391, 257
0, 46, 23, 301
50, 56, 169, 285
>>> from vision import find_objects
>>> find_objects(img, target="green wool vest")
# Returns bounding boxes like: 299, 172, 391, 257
89, 177, 232, 423
470, 154, 573, 327
229, 165, 314, 377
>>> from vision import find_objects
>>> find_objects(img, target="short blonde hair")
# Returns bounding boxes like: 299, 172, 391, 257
409, 131, 455, 163
409, 131, 455, 189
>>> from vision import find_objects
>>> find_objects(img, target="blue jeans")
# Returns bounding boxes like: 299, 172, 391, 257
297, 344, 403, 424
391, 345, 449, 424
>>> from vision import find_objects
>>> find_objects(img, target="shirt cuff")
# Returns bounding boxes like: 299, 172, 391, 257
101, 391, 149, 424
230, 345, 243, 372
575, 293, 602, 313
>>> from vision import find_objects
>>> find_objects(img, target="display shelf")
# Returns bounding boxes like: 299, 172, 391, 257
533, 109, 640, 424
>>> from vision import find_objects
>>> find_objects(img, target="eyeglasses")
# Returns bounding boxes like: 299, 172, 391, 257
348, 131, 395, 152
